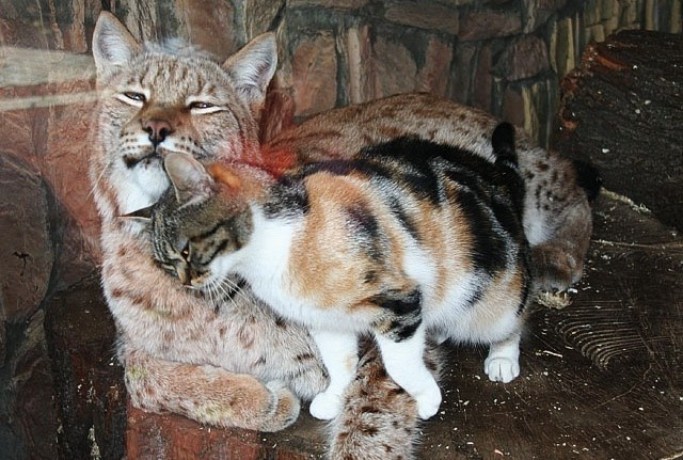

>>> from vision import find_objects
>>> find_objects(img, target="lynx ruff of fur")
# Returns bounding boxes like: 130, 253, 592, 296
145, 125, 529, 421
90, 10, 595, 457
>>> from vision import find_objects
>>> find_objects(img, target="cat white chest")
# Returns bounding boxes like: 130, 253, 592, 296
222, 207, 309, 320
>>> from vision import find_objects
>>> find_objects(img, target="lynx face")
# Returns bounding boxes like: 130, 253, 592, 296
91, 13, 276, 219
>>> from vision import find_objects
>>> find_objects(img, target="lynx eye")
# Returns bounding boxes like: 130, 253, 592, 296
187, 99, 222, 114
116, 91, 147, 107
188, 101, 214, 110
123, 92, 146, 102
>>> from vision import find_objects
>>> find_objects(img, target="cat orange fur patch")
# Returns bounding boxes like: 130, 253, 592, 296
290, 172, 372, 306
259, 145, 299, 177
209, 164, 242, 190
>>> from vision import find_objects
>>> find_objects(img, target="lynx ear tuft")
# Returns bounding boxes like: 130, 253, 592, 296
222, 33, 278, 112
119, 205, 154, 226
92, 11, 142, 76
164, 153, 214, 205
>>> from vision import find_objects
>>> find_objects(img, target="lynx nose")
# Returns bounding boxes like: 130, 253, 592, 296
142, 118, 173, 147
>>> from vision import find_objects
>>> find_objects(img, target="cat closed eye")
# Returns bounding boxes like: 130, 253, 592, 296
158, 263, 178, 277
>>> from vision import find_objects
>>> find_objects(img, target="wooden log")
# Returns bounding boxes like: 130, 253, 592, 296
44, 278, 127, 460
555, 30, 683, 231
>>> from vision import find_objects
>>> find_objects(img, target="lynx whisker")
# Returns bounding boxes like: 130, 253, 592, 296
88, 164, 109, 201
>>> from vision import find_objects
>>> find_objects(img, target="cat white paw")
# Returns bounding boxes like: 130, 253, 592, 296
414, 380, 442, 420
309, 391, 342, 420
484, 356, 520, 383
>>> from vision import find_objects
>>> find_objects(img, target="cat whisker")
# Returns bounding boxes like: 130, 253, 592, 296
223, 276, 253, 306
215, 277, 248, 309
204, 277, 233, 310
201, 280, 220, 306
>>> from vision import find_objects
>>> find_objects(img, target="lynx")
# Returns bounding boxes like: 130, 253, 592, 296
90, 10, 598, 458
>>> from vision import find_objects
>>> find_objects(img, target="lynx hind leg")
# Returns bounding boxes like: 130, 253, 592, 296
531, 241, 586, 293
525, 157, 600, 294
375, 325, 442, 420
484, 333, 521, 383
124, 350, 300, 432
328, 339, 443, 460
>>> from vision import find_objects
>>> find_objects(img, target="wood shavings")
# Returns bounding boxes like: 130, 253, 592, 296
536, 290, 573, 309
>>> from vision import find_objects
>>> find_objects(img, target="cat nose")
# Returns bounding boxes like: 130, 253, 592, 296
142, 118, 173, 147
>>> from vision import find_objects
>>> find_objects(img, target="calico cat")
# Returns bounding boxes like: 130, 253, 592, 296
143, 123, 530, 421
266, 93, 601, 295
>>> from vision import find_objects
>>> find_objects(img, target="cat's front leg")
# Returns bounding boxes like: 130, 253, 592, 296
484, 332, 521, 383
309, 330, 359, 420
374, 325, 442, 419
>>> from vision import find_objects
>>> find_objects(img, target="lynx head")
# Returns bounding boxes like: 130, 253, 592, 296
90, 11, 277, 222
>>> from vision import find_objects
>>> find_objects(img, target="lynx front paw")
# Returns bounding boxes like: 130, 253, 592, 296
260, 381, 301, 431
414, 380, 442, 420
484, 357, 520, 383
310, 390, 343, 420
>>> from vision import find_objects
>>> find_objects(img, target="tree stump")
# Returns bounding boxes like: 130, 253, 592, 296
555, 30, 683, 231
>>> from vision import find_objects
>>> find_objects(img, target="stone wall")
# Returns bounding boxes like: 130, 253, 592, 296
0, 0, 680, 457
275, 0, 683, 145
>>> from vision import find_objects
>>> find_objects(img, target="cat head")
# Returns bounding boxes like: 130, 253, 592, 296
90, 11, 278, 220
130, 153, 254, 288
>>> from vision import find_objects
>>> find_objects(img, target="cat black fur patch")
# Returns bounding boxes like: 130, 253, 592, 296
372, 288, 422, 342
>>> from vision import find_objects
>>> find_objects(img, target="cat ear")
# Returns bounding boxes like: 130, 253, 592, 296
491, 122, 517, 163
222, 33, 278, 112
92, 11, 142, 76
207, 164, 242, 192
164, 153, 215, 206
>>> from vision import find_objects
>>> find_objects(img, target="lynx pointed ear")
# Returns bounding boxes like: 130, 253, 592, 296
120, 205, 154, 224
222, 32, 278, 111
164, 153, 215, 206
92, 11, 142, 76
